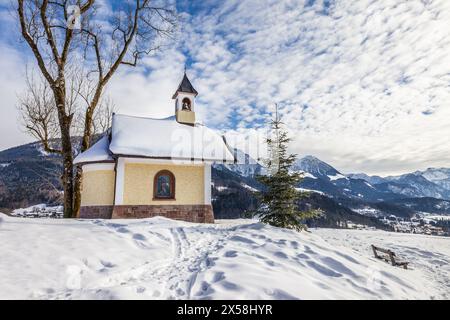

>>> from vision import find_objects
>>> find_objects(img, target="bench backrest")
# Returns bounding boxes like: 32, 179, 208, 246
371, 245, 396, 265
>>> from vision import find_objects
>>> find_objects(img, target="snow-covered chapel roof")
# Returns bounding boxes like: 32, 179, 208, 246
74, 114, 235, 164
73, 135, 114, 164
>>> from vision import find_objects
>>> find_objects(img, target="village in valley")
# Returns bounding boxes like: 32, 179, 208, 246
347, 215, 448, 237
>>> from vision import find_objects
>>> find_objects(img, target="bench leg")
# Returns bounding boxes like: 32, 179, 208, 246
388, 252, 396, 266
371, 245, 379, 259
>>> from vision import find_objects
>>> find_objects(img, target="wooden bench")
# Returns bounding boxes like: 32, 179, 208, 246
371, 245, 409, 269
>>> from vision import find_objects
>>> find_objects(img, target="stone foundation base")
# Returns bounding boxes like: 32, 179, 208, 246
112, 205, 214, 223
79, 204, 214, 223
79, 206, 114, 219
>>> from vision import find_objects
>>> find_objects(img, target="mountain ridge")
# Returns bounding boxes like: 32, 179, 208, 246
220, 152, 450, 201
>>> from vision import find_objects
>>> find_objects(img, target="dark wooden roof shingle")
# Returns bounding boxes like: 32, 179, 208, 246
172, 73, 198, 98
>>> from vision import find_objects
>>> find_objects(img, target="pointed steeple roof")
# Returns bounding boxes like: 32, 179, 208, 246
172, 72, 198, 99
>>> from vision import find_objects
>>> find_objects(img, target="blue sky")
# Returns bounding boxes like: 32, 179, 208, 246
1, 0, 450, 175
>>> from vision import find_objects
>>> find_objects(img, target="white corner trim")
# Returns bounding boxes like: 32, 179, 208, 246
82, 163, 115, 172
204, 163, 212, 205
114, 157, 125, 205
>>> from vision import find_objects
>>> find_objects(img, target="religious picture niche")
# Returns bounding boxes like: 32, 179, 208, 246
154, 170, 175, 199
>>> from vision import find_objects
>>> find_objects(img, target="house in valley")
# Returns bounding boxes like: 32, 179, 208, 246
74, 73, 235, 223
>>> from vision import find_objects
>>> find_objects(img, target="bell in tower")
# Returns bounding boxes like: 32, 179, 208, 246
172, 71, 198, 126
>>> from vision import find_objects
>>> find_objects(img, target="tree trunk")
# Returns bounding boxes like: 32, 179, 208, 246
53, 86, 74, 218
81, 109, 94, 152
62, 150, 74, 218
81, 87, 103, 151
73, 167, 83, 218
61, 125, 74, 218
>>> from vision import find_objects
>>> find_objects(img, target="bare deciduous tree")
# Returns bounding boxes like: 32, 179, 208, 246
19, 66, 119, 219
16, 0, 177, 217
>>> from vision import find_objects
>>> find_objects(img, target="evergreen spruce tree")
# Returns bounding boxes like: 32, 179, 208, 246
255, 105, 319, 231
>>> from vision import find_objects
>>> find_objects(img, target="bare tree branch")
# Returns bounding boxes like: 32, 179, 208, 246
40, 0, 61, 65
18, 71, 61, 154
18, 0, 55, 85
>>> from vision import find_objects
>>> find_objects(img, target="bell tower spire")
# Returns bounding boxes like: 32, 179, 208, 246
172, 70, 198, 126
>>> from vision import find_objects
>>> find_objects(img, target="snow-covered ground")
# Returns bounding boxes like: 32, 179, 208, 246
0, 213, 449, 300
314, 229, 450, 300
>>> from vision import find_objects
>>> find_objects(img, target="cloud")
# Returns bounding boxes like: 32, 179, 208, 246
1, 0, 450, 176
107, 48, 186, 119
0, 45, 31, 150
176, 0, 450, 175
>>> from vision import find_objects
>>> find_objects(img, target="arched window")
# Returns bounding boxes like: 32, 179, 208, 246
153, 170, 175, 200
181, 97, 191, 111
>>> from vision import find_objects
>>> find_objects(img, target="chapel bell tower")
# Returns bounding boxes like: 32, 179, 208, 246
172, 71, 198, 126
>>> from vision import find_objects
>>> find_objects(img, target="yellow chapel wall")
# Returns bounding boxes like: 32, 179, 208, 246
80, 168, 115, 206
123, 163, 204, 205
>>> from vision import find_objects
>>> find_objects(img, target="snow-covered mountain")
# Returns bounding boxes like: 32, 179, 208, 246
221, 153, 348, 182
291, 155, 347, 181
420, 168, 450, 189
346, 173, 386, 185
218, 151, 450, 202
351, 168, 450, 200
381, 173, 450, 199
213, 148, 264, 178
213, 151, 450, 221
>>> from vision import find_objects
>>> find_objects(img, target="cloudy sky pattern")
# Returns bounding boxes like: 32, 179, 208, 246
1, 0, 450, 175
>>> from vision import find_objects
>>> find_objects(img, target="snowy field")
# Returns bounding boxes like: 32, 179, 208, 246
0, 213, 449, 300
